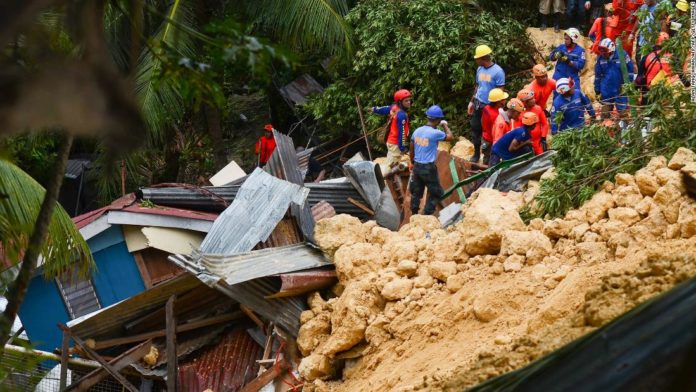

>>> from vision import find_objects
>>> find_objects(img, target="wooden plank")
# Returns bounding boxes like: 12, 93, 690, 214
240, 305, 265, 331
239, 361, 288, 392
132, 251, 153, 289
166, 295, 177, 392
347, 197, 374, 216
93, 311, 244, 350
59, 331, 70, 390
67, 340, 152, 392
59, 325, 139, 392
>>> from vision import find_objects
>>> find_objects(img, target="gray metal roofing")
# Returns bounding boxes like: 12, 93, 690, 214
199, 168, 309, 254
278, 74, 324, 105
65, 159, 91, 179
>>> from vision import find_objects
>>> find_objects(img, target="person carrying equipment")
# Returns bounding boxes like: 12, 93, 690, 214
492, 98, 525, 144
468, 44, 506, 163
409, 105, 454, 216
490, 112, 539, 166
550, 78, 596, 134
549, 28, 586, 90
482, 88, 509, 164
372, 89, 413, 168
255, 124, 277, 167
594, 38, 634, 121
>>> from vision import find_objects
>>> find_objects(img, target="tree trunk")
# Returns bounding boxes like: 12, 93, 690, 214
204, 104, 227, 170
0, 133, 74, 350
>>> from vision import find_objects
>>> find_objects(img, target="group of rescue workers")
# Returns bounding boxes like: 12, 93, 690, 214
255, 0, 690, 217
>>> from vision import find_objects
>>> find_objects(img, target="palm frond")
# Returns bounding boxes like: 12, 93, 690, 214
0, 159, 93, 279
135, 0, 198, 142
247, 0, 353, 57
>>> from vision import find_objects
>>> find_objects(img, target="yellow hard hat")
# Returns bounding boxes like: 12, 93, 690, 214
488, 88, 509, 103
474, 44, 493, 59
677, 0, 688, 12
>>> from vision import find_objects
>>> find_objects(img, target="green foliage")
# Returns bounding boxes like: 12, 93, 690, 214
304, 0, 536, 145
532, 85, 696, 218
0, 159, 94, 279
0, 134, 59, 187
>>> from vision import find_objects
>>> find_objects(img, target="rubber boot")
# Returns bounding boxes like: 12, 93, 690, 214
554, 13, 561, 32
540, 14, 547, 30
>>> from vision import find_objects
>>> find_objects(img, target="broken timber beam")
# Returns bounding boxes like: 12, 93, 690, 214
66, 340, 153, 392
239, 360, 289, 392
59, 330, 70, 390
58, 324, 139, 392
93, 311, 244, 350
166, 295, 177, 392
347, 197, 374, 216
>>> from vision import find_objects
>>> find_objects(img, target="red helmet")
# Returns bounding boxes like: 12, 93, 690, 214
394, 89, 412, 102
264, 124, 274, 131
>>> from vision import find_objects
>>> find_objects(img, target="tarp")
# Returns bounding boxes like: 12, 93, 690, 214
481, 151, 556, 192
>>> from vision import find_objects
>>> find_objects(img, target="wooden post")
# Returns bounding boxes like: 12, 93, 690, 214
58, 324, 139, 392
59, 330, 70, 390
68, 340, 152, 392
355, 95, 373, 161
166, 295, 177, 392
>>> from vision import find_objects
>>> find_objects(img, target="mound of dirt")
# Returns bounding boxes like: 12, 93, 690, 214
304, 149, 696, 392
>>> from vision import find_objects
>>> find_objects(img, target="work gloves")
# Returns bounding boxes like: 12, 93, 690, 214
553, 52, 562, 60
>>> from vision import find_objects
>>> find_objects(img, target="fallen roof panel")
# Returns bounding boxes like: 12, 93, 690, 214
199, 168, 309, 255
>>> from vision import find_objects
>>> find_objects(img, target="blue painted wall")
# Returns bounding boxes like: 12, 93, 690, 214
18, 275, 70, 352
19, 224, 146, 352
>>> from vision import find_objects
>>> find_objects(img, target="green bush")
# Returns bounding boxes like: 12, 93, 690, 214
304, 0, 537, 147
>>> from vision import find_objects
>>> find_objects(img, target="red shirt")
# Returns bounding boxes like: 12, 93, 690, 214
613, 0, 643, 32
588, 16, 620, 54
481, 104, 500, 143
527, 79, 556, 111
645, 50, 677, 86
255, 135, 277, 165
492, 111, 512, 144
512, 105, 547, 155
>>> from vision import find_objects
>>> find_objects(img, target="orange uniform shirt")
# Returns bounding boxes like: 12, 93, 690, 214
527, 79, 556, 111
492, 110, 512, 144
512, 105, 547, 155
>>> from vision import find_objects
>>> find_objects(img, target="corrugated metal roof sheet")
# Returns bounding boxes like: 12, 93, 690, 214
311, 201, 335, 222
177, 327, 262, 392
65, 159, 91, 179
278, 74, 324, 105
182, 244, 331, 287
199, 168, 308, 255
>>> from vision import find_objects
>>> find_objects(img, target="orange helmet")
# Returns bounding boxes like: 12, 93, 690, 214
394, 89, 412, 102
507, 98, 525, 113
521, 112, 539, 126
532, 64, 547, 77
264, 124, 274, 131
657, 32, 669, 46
517, 88, 535, 101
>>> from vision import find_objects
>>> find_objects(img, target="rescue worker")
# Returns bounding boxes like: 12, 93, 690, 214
668, 0, 688, 37
644, 33, 680, 88
539, 0, 565, 31
613, 0, 642, 57
515, 89, 549, 153
550, 78, 596, 134
588, 3, 620, 55
629, 0, 660, 59
482, 88, 509, 164
409, 105, 454, 216
490, 112, 539, 166
594, 38, 634, 120
372, 89, 412, 168
549, 28, 586, 91
468, 44, 506, 164
255, 124, 277, 167
526, 64, 556, 112
492, 98, 525, 144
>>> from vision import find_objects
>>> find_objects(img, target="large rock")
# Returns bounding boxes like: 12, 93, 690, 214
580, 191, 616, 223
679, 200, 696, 238
653, 183, 684, 224
543, 218, 577, 239
634, 168, 659, 196
459, 188, 526, 255
314, 214, 367, 257
299, 354, 335, 381
298, 312, 331, 356
429, 261, 458, 282
668, 147, 696, 169
450, 137, 475, 160
607, 207, 641, 226
381, 278, 414, 301
612, 185, 643, 209
333, 243, 385, 283
500, 230, 553, 260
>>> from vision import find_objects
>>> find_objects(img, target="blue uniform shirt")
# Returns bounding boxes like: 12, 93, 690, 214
595, 51, 634, 100
474, 64, 505, 104
637, 3, 659, 47
550, 90, 596, 134
411, 125, 446, 164
492, 127, 531, 161
549, 44, 586, 88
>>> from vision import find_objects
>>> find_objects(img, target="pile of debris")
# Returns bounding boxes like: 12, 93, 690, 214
297, 148, 696, 391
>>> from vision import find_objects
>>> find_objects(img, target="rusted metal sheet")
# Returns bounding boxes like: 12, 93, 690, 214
254, 217, 302, 250
267, 269, 338, 299
177, 327, 262, 392
310, 201, 336, 222
436, 150, 478, 207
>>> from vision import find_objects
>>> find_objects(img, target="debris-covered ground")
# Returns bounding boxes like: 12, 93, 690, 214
298, 148, 696, 392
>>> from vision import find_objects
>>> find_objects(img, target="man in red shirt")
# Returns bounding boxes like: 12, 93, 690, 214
526, 64, 556, 112
255, 124, 277, 167
613, 0, 643, 57
588, 3, 620, 55
514, 89, 548, 154
481, 88, 508, 164
492, 98, 524, 144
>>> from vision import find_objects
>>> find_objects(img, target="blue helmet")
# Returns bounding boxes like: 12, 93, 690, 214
425, 105, 445, 119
